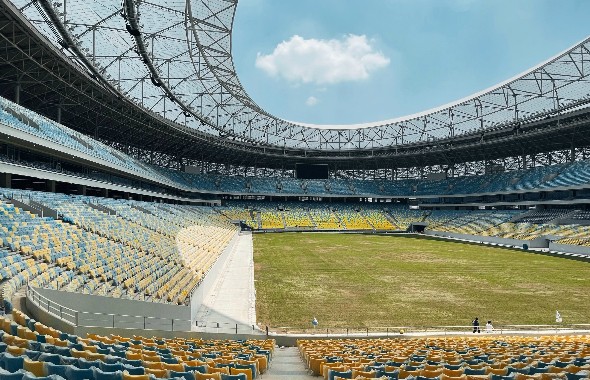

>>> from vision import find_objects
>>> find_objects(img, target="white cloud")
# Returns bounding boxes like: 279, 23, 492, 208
449, 0, 476, 12
306, 96, 319, 106
255, 34, 390, 85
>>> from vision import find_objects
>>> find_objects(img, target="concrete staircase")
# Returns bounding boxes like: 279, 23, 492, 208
360, 210, 376, 230
262, 347, 310, 380
131, 204, 154, 215
87, 202, 116, 216
7, 198, 58, 219
332, 210, 345, 230
306, 209, 318, 229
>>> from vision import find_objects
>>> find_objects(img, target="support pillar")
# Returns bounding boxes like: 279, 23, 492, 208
77, 184, 86, 196
102, 188, 109, 198
0, 173, 11, 188
46, 180, 56, 193
14, 83, 21, 104
571, 145, 576, 162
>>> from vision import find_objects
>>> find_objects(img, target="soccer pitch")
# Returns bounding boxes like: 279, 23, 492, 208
253, 233, 590, 329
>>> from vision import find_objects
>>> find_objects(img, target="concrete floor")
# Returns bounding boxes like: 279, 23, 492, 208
263, 346, 311, 380
193, 232, 261, 334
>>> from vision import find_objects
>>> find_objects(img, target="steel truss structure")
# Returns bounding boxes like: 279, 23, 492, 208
0, 0, 590, 178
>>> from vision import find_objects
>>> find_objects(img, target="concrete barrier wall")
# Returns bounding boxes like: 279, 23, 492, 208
549, 243, 590, 256
34, 287, 191, 331
425, 231, 549, 249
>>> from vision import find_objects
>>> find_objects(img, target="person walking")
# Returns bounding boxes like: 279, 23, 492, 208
555, 310, 562, 323
472, 317, 480, 333
485, 320, 494, 333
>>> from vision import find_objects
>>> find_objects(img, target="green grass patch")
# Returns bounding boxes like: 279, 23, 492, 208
253, 233, 590, 328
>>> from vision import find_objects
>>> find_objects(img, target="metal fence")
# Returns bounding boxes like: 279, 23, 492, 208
268, 324, 590, 336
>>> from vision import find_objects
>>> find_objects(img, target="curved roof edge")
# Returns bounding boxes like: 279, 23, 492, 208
289, 35, 590, 130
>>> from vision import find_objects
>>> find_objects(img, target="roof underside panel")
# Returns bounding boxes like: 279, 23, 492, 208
7, 0, 590, 152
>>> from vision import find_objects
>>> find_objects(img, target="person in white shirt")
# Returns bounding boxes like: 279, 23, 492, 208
556, 310, 562, 323
485, 320, 494, 333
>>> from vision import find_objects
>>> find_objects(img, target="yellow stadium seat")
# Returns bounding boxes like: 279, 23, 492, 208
230, 367, 253, 380
196, 373, 221, 380
24, 359, 47, 377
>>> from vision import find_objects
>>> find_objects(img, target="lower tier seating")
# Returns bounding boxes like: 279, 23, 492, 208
299, 336, 590, 380
0, 309, 274, 380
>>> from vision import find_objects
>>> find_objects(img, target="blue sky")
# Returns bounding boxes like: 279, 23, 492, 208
231, 0, 590, 126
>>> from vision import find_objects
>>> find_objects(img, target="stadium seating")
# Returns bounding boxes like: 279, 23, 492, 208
0, 96, 181, 189
515, 209, 574, 224
385, 205, 427, 230
259, 210, 284, 230
0, 188, 238, 310
216, 205, 258, 229
308, 207, 343, 230
362, 209, 398, 230
6, 90, 590, 199
219, 202, 405, 231
281, 204, 315, 229
335, 205, 374, 230
299, 336, 590, 379
0, 309, 274, 380
428, 211, 520, 235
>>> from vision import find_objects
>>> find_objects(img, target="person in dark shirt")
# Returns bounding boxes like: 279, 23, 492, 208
472, 317, 480, 333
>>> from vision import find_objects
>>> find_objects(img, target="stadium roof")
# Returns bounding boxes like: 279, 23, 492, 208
0, 0, 590, 173
9, 0, 590, 153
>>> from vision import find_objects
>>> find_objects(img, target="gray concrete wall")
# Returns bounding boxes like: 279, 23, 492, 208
33, 287, 191, 331
549, 243, 590, 256
425, 231, 549, 248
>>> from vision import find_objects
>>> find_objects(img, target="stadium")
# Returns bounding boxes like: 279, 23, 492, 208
0, 0, 588, 379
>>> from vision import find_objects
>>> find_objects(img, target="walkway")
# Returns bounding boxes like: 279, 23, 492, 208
263, 347, 310, 380
193, 232, 259, 333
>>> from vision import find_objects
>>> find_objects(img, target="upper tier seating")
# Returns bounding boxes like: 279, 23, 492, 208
0, 97, 178, 188
5, 94, 590, 199
516, 209, 573, 224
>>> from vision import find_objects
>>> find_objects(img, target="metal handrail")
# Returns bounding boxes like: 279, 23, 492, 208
269, 323, 590, 336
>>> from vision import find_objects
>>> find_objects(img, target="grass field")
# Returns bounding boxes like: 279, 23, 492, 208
253, 233, 590, 329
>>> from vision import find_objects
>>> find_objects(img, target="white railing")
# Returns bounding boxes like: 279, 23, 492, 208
27, 286, 78, 325
267, 324, 590, 337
